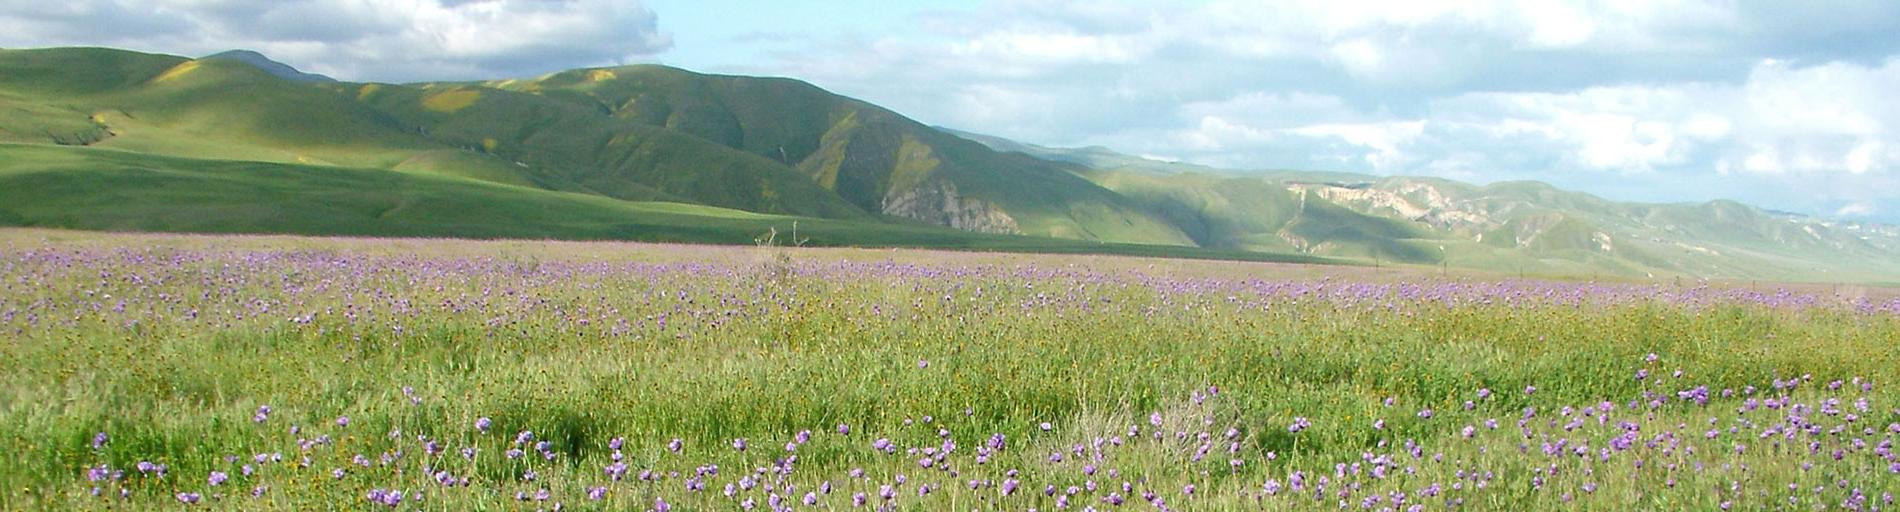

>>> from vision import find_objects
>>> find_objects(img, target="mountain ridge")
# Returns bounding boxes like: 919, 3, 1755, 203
2, 46, 1896, 282
473, 63, 1194, 245
951, 127, 1900, 280
203, 50, 336, 83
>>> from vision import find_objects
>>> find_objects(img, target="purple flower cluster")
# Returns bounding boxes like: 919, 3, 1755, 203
17, 239, 1897, 508
72, 354, 1898, 509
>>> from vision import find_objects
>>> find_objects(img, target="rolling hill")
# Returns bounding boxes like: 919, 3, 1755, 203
474, 65, 1192, 245
1, 46, 1896, 282
202, 50, 336, 83
964, 137, 1900, 281
0, 143, 1324, 264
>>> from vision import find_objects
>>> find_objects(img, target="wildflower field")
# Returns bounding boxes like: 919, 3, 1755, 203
2, 229, 1897, 511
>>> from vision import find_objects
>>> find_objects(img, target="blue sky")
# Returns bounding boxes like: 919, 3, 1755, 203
5, 1, 1899, 222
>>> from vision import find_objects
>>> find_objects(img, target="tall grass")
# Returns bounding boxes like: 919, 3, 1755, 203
1, 232, 1894, 509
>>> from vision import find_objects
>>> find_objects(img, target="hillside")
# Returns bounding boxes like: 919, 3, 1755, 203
2, 46, 1897, 281
0, 143, 1325, 263
0, 48, 874, 219
202, 50, 336, 83
971, 136, 1900, 281
0, 47, 1188, 245
331, 81, 869, 218
476, 65, 1192, 245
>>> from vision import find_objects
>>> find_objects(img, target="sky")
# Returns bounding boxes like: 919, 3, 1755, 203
4, 1, 1900, 222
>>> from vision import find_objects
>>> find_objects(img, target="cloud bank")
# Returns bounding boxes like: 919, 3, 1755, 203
0, 0, 671, 81
4, 0, 1898, 221
721, 0, 1900, 221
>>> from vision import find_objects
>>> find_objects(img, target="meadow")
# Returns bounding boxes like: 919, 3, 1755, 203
1, 229, 1896, 510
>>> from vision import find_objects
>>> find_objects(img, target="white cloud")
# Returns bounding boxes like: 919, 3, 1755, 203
10, 0, 1900, 220
1836, 201, 1876, 217
1431, 85, 1714, 173
950, 31, 1145, 64
383, 0, 1900, 224
1179, 93, 1366, 129
0, 0, 672, 81
736, 0, 1808, 150
1288, 121, 1426, 170
1716, 59, 1900, 175
1183, 0, 1737, 59
1152, 57, 1900, 180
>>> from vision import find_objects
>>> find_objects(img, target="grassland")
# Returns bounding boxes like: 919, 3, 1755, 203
0, 144, 1329, 266
1, 229, 1895, 510
6, 46, 1900, 282
0, 47, 1189, 246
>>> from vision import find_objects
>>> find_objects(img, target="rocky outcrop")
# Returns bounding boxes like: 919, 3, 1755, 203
882, 178, 1021, 235
1290, 181, 1493, 233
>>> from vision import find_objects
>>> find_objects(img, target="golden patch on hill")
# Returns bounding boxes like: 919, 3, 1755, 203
421, 89, 482, 113
151, 60, 203, 83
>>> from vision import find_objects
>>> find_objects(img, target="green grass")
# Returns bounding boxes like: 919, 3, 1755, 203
6, 46, 1899, 282
0, 48, 874, 221
338, 81, 870, 219
0, 47, 1182, 235
0, 49, 426, 167
0, 94, 110, 145
0, 231, 1894, 509
0, 47, 187, 96
0, 143, 1330, 264
487, 64, 1198, 246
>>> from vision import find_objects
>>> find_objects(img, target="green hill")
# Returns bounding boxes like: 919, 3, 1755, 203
479, 65, 1194, 246
333, 81, 867, 218
958, 131, 1900, 281
3, 46, 1898, 281
0, 143, 1326, 263
0, 48, 1185, 243
0, 48, 867, 219
202, 50, 336, 83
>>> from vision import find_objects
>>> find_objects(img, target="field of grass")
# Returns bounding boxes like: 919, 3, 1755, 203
0, 47, 1193, 246
8, 46, 1900, 282
1, 229, 1895, 510
0, 144, 1330, 267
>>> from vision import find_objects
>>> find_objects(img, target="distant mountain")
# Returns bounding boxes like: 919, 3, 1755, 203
939, 126, 1384, 184
959, 131, 1900, 281
1, 46, 1896, 282
203, 50, 335, 83
935, 127, 1222, 176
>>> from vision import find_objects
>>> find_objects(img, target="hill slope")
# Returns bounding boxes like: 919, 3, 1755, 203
478, 65, 1193, 246
0, 143, 1327, 263
4, 46, 1898, 281
202, 50, 336, 83
0, 48, 867, 219
0, 48, 1186, 243
332, 80, 869, 218
967, 134, 1900, 281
